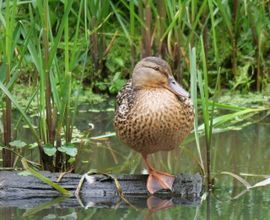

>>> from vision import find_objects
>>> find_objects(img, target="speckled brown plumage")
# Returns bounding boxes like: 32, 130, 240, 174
114, 57, 194, 156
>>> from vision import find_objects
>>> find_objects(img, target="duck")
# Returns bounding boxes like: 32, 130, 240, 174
114, 56, 194, 194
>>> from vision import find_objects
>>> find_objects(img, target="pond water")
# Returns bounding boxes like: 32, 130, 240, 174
1, 101, 270, 219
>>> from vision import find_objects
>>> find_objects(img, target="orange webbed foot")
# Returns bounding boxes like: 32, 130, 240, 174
147, 196, 174, 211
142, 154, 176, 194
147, 170, 175, 194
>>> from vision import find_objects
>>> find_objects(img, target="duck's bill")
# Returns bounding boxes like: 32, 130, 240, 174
168, 77, 190, 98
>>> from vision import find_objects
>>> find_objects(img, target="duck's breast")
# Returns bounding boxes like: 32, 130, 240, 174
115, 88, 193, 155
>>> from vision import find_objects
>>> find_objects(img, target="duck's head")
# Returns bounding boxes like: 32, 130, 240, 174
132, 56, 190, 99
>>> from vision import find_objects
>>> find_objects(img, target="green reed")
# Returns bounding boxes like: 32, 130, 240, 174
0, 0, 86, 171
1, 0, 18, 167
189, 37, 268, 189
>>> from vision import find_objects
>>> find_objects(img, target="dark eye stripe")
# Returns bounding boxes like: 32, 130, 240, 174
144, 65, 168, 77
153, 66, 168, 77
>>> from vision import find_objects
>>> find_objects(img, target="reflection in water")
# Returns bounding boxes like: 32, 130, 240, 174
1, 102, 270, 219
2, 188, 270, 220
207, 192, 211, 220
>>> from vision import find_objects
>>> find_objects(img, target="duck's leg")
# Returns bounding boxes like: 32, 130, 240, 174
142, 154, 175, 194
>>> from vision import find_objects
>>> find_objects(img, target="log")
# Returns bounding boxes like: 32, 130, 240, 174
0, 171, 202, 209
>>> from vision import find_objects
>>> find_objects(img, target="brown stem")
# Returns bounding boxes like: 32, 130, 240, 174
130, 44, 136, 68
173, 42, 182, 83
202, 15, 209, 60
55, 137, 63, 172
141, 0, 152, 57
43, 1, 54, 144
231, 38, 237, 76
247, 5, 260, 91
206, 191, 211, 220
156, 0, 166, 56
42, 0, 54, 170
256, 49, 261, 91
90, 18, 98, 72
206, 138, 211, 190
2, 64, 12, 167
3, 100, 12, 167
231, 0, 239, 76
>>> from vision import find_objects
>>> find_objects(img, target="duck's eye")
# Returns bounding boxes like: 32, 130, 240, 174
153, 66, 160, 71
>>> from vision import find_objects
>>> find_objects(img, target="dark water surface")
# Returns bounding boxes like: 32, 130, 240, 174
1, 101, 270, 219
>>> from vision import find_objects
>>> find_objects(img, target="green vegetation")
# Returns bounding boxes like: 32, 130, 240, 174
0, 0, 269, 191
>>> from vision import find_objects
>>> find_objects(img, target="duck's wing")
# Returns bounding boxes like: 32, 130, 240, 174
115, 79, 135, 118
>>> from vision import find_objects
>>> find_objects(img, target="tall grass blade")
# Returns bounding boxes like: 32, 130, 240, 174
0, 81, 41, 144
190, 46, 205, 175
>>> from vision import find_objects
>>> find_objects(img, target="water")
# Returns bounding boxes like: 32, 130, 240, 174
1, 189, 270, 219
1, 101, 270, 219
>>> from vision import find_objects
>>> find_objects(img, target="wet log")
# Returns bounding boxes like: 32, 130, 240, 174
0, 171, 202, 209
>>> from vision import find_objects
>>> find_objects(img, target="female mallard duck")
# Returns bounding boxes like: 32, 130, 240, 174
114, 57, 194, 194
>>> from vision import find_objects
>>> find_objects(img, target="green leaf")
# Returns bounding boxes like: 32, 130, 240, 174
9, 140, 27, 148
29, 143, 39, 149
43, 144, 57, 156
58, 144, 78, 157
114, 57, 124, 67
68, 157, 76, 163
